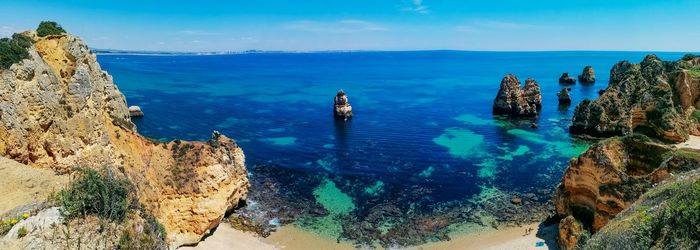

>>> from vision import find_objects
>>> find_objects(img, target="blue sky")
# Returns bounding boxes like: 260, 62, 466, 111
2, 0, 700, 52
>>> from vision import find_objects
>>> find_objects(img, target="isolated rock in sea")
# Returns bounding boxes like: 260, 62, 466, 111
493, 74, 542, 117
571, 54, 700, 142
128, 105, 144, 117
552, 135, 700, 248
578, 66, 595, 83
0, 31, 249, 248
557, 87, 572, 105
333, 89, 353, 119
559, 73, 576, 84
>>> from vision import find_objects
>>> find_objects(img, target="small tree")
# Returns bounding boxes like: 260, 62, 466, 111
36, 21, 66, 37
0, 33, 31, 69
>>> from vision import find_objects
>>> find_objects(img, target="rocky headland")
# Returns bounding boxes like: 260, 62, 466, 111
0, 26, 249, 248
570, 55, 700, 142
554, 54, 700, 250
493, 74, 542, 117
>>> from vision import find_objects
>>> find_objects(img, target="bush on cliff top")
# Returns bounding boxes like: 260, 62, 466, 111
0, 33, 32, 69
58, 167, 132, 222
36, 21, 66, 37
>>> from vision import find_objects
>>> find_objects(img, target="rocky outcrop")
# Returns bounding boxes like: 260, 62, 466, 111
333, 89, 353, 119
578, 66, 595, 84
552, 135, 700, 248
558, 87, 572, 105
493, 74, 542, 117
558, 215, 585, 250
0, 31, 249, 248
128, 105, 144, 117
559, 73, 576, 84
570, 55, 700, 142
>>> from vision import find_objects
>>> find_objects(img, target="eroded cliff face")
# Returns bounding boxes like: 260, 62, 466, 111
493, 74, 542, 117
0, 32, 249, 248
552, 135, 700, 248
570, 55, 700, 142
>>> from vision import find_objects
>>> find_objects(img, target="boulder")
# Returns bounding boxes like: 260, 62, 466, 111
557, 87, 572, 105
578, 66, 596, 83
493, 74, 542, 117
0, 31, 249, 248
559, 73, 576, 84
571, 54, 700, 142
128, 105, 144, 117
333, 89, 353, 119
558, 215, 584, 250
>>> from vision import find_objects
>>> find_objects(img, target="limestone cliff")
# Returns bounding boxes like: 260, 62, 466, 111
570, 55, 700, 142
552, 135, 700, 248
0, 31, 249, 248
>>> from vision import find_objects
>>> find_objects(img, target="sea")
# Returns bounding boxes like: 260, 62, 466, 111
97, 50, 687, 246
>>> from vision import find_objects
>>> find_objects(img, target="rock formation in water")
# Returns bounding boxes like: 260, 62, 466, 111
559, 73, 577, 84
493, 74, 542, 117
0, 30, 249, 248
333, 89, 353, 119
552, 135, 700, 249
578, 66, 595, 84
558, 87, 572, 105
570, 54, 700, 142
128, 105, 144, 117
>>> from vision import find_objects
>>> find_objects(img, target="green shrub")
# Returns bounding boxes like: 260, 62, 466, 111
17, 226, 28, 238
58, 167, 132, 222
0, 33, 32, 69
682, 53, 698, 61
36, 21, 66, 37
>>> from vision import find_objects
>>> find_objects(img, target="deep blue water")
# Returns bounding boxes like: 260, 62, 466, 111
97, 51, 687, 244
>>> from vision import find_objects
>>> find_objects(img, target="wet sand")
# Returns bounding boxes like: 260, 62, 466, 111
183, 222, 557, 250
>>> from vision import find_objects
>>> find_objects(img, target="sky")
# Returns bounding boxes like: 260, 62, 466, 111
1, 0, 700, 52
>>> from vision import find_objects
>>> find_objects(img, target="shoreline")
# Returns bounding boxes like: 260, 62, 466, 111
184, 222, 557, 250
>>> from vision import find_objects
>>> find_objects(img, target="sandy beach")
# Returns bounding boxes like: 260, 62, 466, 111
676, 135, 700, 150
183, 222, 557, 250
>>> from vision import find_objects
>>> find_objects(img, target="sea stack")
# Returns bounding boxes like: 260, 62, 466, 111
333, 89, 353, 119
493, 74, 542, 117
557, 87, 572, 105
128, 105, 144, 117
558, 73, 576, 84
578, 66, 595, 83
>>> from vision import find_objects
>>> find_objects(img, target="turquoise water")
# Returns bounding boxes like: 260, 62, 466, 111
97, 51, 686, 245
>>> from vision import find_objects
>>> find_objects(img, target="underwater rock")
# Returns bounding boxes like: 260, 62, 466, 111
510, 197, 522, 205
571, 54, 700, 142
493, 74, 542, 117
578, 66, 596, 84
557, 87, 572, 105
552, 135, 700, 249
333, 89, 353, 119
128, 105, 144, 117
530, 123, 538, 128
559, 73, 576, 84
0, 30, 249, 248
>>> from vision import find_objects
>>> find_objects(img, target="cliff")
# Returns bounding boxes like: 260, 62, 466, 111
493, 74, 542, 117
570, 55, 700, 142
0, 31, 249, 248
552, 135, 700, 249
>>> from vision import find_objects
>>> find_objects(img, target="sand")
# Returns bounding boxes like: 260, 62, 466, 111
676, 135, 700, 150
182, 222, 557, 250
0, 157, 68, 214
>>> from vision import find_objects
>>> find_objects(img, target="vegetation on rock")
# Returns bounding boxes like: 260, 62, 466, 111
0, 33, 32, 69
58, 167, 132, 222
36, 21, 66, 37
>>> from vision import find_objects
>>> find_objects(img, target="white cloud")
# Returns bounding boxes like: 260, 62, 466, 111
403, 0, 430, 14
284, 20, 387, 33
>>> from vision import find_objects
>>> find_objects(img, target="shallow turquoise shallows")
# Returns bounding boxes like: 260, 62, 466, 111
97, 50, 686, 244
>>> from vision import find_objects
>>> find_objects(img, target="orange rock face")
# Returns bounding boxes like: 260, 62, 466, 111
0, 31, 249, 248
